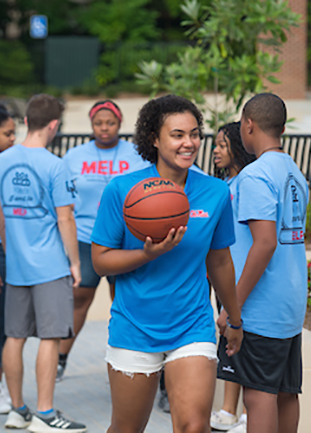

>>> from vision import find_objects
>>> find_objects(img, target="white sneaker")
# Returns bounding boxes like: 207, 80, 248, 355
210, 410, 238, 430
0, 381, 11, 414
227, 415, 247, 433
5, 407, 32, 428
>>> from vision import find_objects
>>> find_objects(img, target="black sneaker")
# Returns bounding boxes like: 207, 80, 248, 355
158, 390, 170, 413
5, 406, 32, 428
27, 410, 86, 432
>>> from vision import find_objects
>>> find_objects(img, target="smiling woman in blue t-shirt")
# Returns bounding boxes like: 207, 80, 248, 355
91, 95, 243, 433
57, 100, 149, 381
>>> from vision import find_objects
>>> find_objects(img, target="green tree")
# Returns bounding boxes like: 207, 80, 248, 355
0, 40, 34, 86
136, 0, 301, 131
74, 0, 160, 86
74, 0, 213, 43
150, 0, 212, 40
75, 0, 159, 43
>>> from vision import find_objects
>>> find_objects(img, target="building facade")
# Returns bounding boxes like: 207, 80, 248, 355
264, 0, 307, 99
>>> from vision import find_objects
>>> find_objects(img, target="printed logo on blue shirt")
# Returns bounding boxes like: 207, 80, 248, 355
279, 173, 307, 244
190, 209, 209, 218
1, 164, 48, 219
66, 180, 77, 198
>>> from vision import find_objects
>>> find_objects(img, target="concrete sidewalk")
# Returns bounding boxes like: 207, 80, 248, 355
0, 318, 310, 433
0, 321, 172, 433
0, 296, 311, 433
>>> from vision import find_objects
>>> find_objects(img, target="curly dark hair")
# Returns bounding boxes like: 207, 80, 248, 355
214, 121, 256, 179
134, 94, 204, 163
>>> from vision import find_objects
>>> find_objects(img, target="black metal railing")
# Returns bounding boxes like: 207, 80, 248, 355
49, 133, 311, 183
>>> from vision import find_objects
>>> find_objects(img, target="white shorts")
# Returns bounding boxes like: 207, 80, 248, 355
105, 342, 217, 375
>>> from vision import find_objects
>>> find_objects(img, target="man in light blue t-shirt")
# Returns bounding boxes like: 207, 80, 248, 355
217, 93, 308, 433
0, 94, 86, 433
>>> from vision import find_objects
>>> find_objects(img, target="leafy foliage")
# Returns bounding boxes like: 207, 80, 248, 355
0, 40, 34, 86
97, 41, 188, 87
136, 0, 301, 131
75, 0, 159, 43
0, 0, 306, 99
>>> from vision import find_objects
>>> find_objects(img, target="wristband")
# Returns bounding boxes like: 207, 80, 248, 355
226, 317, 243, 330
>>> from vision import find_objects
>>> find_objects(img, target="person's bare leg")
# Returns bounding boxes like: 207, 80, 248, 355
107, 364, 159, 433
2, 337, 26, 408
244, 387, 277, 433
36, 338, 59, 411
222, 381, 241, 415
165, 356, 216, 433
59, 287, 96, 355
277, 392, 299, 433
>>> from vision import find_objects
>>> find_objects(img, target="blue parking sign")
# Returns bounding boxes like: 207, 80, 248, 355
30, 15, 48, 39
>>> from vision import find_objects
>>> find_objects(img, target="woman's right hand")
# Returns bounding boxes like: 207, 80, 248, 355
143, 226, 187, 260
92, 226, 187, 278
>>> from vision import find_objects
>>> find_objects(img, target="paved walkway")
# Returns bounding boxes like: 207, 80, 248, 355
0, 321, 172, 433
0, 322, 310, 433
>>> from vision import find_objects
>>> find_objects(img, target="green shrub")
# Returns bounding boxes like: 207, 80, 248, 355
0, 40, 34, 86
96, 41, 188, 86
0, 84, 64, 99
71, 78, 101, 97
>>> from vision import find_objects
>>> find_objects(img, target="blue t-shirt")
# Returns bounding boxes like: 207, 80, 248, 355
63, 139, 150, 243
226, 176, 251, 284
237, 152, 308, 338
0, 144, 75, 286
91, 165, 235, 352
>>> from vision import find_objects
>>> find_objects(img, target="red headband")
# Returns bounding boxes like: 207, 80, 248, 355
89, 102, 122, 123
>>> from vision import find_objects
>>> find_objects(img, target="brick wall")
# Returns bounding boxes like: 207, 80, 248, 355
262, 0, 307, 100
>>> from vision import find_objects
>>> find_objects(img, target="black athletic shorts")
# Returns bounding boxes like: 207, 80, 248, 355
217, 331, 302, 395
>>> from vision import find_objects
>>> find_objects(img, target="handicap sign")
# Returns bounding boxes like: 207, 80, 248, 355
30, 15, 48, 39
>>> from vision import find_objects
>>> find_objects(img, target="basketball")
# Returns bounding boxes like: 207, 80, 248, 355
123, 177, 190, 243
